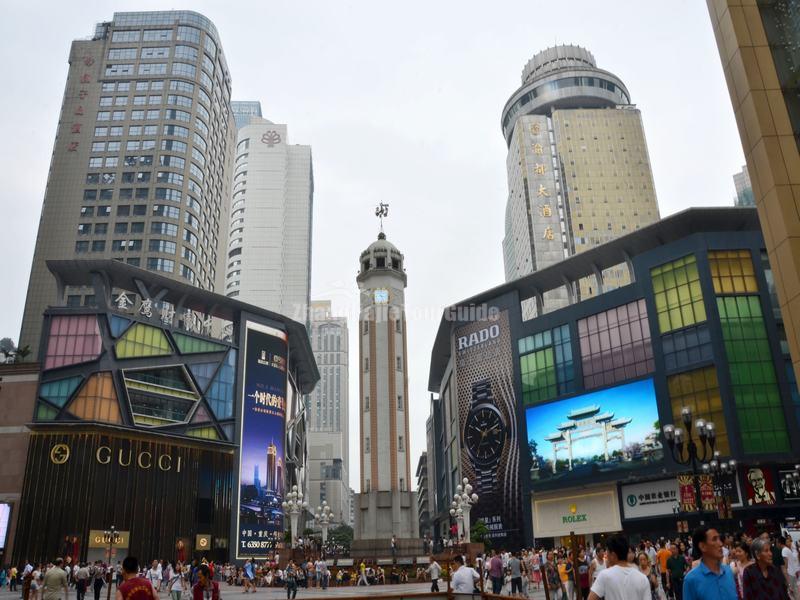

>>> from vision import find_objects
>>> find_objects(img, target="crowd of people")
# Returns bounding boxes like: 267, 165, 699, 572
4, 527, 799, 600
435, 527, 800, 600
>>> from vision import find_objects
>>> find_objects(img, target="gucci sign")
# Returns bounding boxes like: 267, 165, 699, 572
48, 443, 183, 472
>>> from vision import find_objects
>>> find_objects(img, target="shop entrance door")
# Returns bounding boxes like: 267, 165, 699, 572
560, 534, 586, 550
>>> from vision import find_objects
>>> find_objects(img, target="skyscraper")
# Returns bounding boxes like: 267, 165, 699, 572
19, 11, 235, 355
353, 232, 417, 543
231, 100, 263, 129
307, 300, 350, 525
501, 45, 659, 314
267, 440, 277, 492
732, 166, 754, 207
223, 115, 313, 318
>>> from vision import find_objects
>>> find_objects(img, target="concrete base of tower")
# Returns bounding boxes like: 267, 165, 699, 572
353, 490, 419, 546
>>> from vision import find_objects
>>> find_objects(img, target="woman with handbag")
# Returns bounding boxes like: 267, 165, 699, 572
167, 562, 187, 600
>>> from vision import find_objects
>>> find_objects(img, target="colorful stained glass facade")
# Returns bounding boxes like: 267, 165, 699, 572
717, 296, 789, 453
668, 366, 729, 455
67, 372, 122, 424
709, 250, 759, 295
651, 255, 706, 334
661, 324, 714, 372
578, 299, 654, 389
44, 315, 102, 369
116, 323, 172, 358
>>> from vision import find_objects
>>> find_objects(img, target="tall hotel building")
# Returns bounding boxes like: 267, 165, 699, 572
223, 104, 313, 319
307, 300, 350, 524
501, 45, 659, 314
19, 11, 235, 355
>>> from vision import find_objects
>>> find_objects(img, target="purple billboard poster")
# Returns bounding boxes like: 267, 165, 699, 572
236, 322, 288, 558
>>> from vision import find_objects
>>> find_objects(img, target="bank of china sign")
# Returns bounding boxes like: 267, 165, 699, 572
622, 479, 679, 519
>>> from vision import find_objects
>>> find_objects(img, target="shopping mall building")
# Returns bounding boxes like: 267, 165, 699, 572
10, 260, 318, 564
427, 207, 800, 549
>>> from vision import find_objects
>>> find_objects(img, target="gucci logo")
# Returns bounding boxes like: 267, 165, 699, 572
50, 444, 71, 465
261, 131, 281, 147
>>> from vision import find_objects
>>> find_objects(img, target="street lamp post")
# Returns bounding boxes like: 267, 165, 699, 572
102, 527, 121, 600
314, 501, 332, 552
449, 478, 479, 544
662, 407, 727, 519
281, 485, 308, 549
707, 451, 737, 519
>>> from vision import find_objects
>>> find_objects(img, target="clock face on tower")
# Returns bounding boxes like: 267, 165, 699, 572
373, 289, 389, 304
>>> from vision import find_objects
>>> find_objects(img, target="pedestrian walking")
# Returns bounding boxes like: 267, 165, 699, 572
284, 562, 297, 600
426, 557, 441, 593
743, 537, 789, 600
683, 526, 737, 600
42, 559, 68, 600
90, 563, 104, 600
191, 565, 218, 600
588, 534, 651, 600
114, 558, 157, 600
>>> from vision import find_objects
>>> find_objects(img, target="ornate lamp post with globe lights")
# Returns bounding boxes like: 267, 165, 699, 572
102, 527, 121, 600
782, 464, 800, 499
662, 407, 732, 521
449, 478, 478, 544
281, 485, 308, 549
314, 501, 332, 549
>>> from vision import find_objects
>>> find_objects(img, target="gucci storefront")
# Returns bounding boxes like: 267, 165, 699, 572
12, 260, 318, 564
15, 428, 233, 563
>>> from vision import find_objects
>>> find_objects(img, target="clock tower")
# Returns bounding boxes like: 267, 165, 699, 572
353, 231, 418, 545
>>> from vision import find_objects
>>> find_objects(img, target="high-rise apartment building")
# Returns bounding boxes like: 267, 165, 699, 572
353, 232, 417, 542
307, 300, 350, 525
231, 100, 263, 129
224, 115, 313, 318
707, 0, 800, 398
733, 165, 754, 207
19, 11, 235, 355
501, 45, 659, 314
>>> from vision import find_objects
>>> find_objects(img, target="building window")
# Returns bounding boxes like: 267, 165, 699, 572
519, 324, 574, 406
364, 358, 369, 371
651, 254, 706, 333
364, 395, 369, 410
146, 257, 175, 273
397, 394, 403, 410
398, 435, 404, 452
662, 324, 714, 372
668, 366, 729, 455
75, 241, 89, 253
578, 299, 654, 389
396, 319, 402, 333
365, 479, 371, 492
717, 295, 789, 453
709, 250, 759, 295
396, 356, 402, 371
365, 437, 370, 453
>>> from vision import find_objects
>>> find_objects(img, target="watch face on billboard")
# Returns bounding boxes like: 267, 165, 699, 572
236, 322, 288, 558
526, 378, 663, 491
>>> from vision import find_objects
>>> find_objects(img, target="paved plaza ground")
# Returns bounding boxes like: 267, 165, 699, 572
0, 581, 549, 599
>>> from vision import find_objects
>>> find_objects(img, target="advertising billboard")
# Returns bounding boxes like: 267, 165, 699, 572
0, 502, 10, 549
236, 322, 288, 558
526, 378, 663, 490
454, 310, 522, 548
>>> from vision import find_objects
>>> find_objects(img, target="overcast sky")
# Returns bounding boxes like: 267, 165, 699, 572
0, 1, 744, 492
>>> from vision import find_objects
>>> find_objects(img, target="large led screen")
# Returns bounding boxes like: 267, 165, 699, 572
526, 378, 662, 490
0, 502, 10, 548
236, 322, 288, 558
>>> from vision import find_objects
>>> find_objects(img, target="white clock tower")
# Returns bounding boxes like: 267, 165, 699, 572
352, 230, 418, 546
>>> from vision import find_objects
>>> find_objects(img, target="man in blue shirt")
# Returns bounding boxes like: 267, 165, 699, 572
683, 525, 737, 600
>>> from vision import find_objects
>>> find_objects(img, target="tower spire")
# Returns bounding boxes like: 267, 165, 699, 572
375, 202, 389, 234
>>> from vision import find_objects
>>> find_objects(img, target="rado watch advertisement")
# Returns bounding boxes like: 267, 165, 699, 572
454, 309, 522, 549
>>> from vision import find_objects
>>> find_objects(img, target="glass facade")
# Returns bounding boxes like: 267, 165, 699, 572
519, 324, 573, 405
578, 299, 654, 389
717, 296, 789, 453
44, 315, 102, 370
651, 255, 706, 333
668, 366, 729, 455
709, 250, 759, 294
206, 349, 236, 419
116, 323, 172, 358
173, 332, 227, 354
68, 372, 122, 423
661, 324, 714, 372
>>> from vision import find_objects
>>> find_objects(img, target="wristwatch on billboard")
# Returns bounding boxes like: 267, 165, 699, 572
463, 378, 507, 494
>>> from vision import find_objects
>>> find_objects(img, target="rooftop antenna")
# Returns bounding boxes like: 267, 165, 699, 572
375, 202, 389, 234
